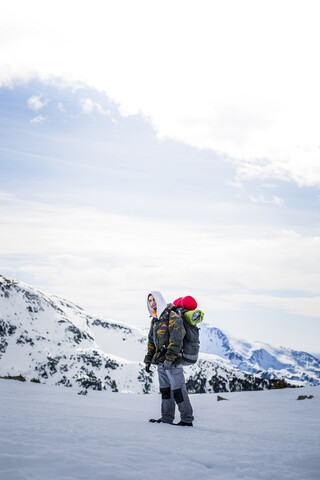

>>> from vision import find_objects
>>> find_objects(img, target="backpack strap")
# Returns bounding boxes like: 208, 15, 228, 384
167, 304, 177, 312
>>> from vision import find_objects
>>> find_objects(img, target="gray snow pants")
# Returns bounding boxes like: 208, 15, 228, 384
157, 363, 194, 424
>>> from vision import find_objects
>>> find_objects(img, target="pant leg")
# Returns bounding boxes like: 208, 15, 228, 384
157, 364, 175, 423
166, 365, 194, 423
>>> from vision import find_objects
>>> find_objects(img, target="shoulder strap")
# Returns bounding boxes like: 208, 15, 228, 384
167, 304, 182, 315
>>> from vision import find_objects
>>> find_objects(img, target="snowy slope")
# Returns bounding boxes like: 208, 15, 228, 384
200, 324, 320, 385
0, 275, 150, 393
1, 379, 319, 480
1, 274, 319, 392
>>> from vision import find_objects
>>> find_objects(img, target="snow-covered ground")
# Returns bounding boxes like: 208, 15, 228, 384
1, 379, 319, 480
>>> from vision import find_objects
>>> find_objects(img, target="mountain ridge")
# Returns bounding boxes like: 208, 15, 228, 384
200, 324, 320, 385
1, 274, 319, 391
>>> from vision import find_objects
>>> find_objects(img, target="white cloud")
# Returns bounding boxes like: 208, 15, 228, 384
235, 153, 320, 187
250, 195, 284, 206
27, 94, 47, 111
79, 98, 110, 116
1, 195, 319, 321
1, 1, 320, 186
226, 179, 244, 190
0, 190, 16, 201
214, 293, 320, 319
57, 102, 65, 112
30, 115, 46, 124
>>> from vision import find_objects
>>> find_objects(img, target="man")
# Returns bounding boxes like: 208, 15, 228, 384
144, 290, 194, 426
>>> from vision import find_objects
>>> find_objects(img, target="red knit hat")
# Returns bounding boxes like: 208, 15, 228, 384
173, 297, 183, 307
181, 295, 197, 310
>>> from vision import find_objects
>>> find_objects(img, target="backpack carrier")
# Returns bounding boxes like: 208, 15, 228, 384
171, 307, 204, 366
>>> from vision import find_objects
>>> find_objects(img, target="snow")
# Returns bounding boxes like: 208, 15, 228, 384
200, 324, 320, 385
1, 379, 319, 480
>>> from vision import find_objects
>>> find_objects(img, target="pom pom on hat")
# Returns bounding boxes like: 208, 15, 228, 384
182, 295, 197, 310
173, 297, 183, 307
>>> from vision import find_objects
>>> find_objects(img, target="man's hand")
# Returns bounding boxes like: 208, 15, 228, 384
163, 359, 172, 370
145, 362, 151, 373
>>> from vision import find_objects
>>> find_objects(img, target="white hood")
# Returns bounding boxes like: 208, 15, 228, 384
147, 291, 168, 319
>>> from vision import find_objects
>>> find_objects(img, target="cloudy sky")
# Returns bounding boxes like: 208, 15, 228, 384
1, 1, 320, 352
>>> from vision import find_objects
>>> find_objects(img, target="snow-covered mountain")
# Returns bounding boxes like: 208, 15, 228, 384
200, 324, 320, 385
0, 275, 150, 393
1, 275, 319, 392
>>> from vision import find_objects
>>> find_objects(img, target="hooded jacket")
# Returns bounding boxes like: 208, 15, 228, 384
144, 291, 186, 365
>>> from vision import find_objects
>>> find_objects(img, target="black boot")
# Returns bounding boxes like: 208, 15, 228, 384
149, 418, 162, 423
175, 421, 193, 427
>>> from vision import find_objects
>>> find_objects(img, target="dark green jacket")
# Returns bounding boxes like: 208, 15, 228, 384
144, 305, 186, 365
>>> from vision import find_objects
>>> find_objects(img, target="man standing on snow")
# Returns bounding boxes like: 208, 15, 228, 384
144, 291, 194, 426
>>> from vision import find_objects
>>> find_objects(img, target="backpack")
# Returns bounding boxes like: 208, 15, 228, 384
170, 306, 204, 366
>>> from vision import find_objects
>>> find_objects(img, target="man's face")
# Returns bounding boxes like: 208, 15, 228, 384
148, 295, 157, 310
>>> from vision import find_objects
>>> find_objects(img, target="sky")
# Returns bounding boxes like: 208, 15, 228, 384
0, 0, 320, 352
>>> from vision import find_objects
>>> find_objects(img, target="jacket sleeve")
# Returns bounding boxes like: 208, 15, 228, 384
165, 310, 186, 362
144, 319, 156, 363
